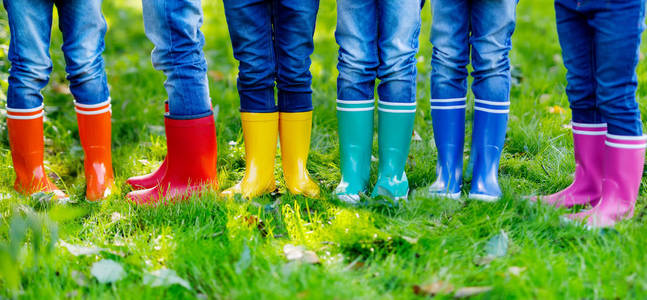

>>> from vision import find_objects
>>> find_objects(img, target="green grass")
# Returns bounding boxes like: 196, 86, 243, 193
2, 0, 647, 299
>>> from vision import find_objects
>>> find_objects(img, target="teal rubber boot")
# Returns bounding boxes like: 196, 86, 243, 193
334, 99, 375, 204
371, 101, 416, 201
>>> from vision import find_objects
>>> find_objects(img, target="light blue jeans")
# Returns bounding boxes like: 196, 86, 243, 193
142, 0, 212, 119
335, 0, 423, 103
3, 0, 110, 109
430, 0, 518, 102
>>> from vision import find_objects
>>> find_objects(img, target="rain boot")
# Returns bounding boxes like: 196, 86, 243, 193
279, 111, 320, 198
127, 113, 218, 204
371, 101, 416, 201
566, 134, 646, 228
75, 100, 115, 201
221, 112, 278, 199
334, 100, 374, 204
468, 99, 509, 201
533, 122, 606, 207
126, 100, 169, 189
427, 98, 466, 199
7, 105, 67, 200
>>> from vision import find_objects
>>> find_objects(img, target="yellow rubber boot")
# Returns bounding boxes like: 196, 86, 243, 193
279, 111, 320, 198
222, 112, 278, 199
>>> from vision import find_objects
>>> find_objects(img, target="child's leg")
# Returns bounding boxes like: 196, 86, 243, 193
3, 0, 54, 110
3, 0, 67, 200
533, 0, 605, 208
223, 0, 277, 113
273, 0, 319, 113
56, 0, 109, 106
57, 0, 114, 201
467, 0, 517, 201
273, 0, 320, 198
141, 0, 211, 118
567, 0, 646, 227
221, 0, 279, 199
129, 0, 217, 204
334, 0, 378, 203
370, 0, 422, 201
427, 0, 470, 198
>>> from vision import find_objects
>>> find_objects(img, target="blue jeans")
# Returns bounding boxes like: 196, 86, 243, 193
223, 0, 319, 113
335, 0, 422, 103
556, 0, 645, 136
142, 0, 212, 119
3, 0, 109, 109
430, 0, 517, 102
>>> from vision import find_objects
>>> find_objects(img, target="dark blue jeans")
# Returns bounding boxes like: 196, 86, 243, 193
430, 0, 518, 103
142, 0, 213, 119
556, 0, 645, 136
223, 0, 319, 113
3, 0, 110, 109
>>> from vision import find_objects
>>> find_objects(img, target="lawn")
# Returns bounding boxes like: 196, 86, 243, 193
1, 0, 647, 299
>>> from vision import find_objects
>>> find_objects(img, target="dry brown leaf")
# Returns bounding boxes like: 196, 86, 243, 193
52, 83, 71, 95
412, 281, 454, 296
208, 70, 225, 82
453, 286, 493, 298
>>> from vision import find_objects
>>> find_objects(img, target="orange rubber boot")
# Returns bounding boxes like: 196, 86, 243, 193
7, 105, 67, 200
127, 114, 218, 205
126, 100, 170, 189
75, 100, 115, 201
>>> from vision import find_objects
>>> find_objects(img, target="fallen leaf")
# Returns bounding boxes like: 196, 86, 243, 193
283, 244, 320, 264
412, 130, 422, 141
208, 70, 225, 82
454, 286, 493, 298
52, 83, 71, 95
413, 281, 454, 296
71, 270, 88, 287
59, 240, 104, 256
137, 159, 150, 165
508, 266, 526, 276
473, 255, 495, 266
90, 259, 126, 284
111, 212, 124, 222
485, 230, 509, 258
143, 268, 192, 290
547, 105, 566, 114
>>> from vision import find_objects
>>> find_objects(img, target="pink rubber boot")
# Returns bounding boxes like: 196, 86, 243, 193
533, 122, 606, 207
566, 134, 646, 228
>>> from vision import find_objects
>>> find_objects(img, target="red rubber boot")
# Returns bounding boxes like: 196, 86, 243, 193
126, 101, 169, 189
75, 100, 115, 201
7, 105, 68, 200
126, 114, 218, 204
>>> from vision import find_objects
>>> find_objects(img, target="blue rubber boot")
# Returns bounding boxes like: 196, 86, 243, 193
468, 99, 509, 201
427, 98, 466, 199
335, 100, 375, 204
371, 101, 416, 201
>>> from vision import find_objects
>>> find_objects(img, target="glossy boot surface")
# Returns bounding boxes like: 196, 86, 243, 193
279, 111, 320, 198
126, 101, 169, 189
75, 100, 115, 201
566, 135, 646, 228
127, 114, 218, 204
334, 100, 374, 204
468, 99, 509, 202
427, 98, 466, 199
7, 105, 67, 200
222, 112, 278, 199
533, 123, 606, 207
371, 101, 416, 201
